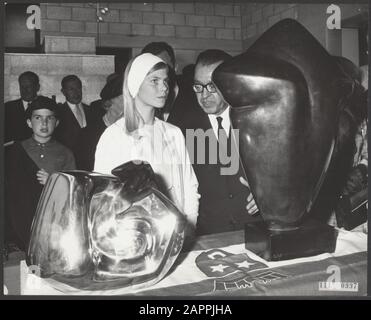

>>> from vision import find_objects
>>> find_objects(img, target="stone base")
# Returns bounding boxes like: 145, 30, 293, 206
244, 220, 338, 261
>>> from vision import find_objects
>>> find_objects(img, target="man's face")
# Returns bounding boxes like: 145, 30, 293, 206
27, 109, 59, 142
19, 76, 40, 102
194, 61, 228, 115
62, 79, 82, 105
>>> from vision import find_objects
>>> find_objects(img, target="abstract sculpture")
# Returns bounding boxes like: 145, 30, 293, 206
213, 19, 365, 260
27, 161, 186, 292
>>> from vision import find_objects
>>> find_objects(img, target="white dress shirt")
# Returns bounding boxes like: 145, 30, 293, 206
207, 106, 231, 139
22, 100, 30, 111
67, 101, 87, 128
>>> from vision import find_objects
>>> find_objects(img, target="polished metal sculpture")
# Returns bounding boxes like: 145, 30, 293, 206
213, 19, 363, 260
28, 161, 186, 292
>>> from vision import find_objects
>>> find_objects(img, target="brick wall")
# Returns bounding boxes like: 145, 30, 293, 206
40, 2, 243, 72
7, 2, 366, 102
241, 3, 368, 52
241, 3, 299, 50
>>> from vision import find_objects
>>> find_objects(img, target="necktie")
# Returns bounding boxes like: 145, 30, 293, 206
216, 116, 227, 141
216, 116, 231, 164
74, 104, 84, 128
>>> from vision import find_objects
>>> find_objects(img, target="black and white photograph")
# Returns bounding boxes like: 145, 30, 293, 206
2, 1, 369, 301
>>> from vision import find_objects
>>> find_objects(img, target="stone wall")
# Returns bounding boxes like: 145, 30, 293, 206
40, 2, 243, 72
4, 53, 114, 103
241, 3, 298, 49
5, 3, 366, 104
241, 2, 368, 58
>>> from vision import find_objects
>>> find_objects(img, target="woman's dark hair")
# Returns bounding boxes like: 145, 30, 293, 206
141, 42, 175, 68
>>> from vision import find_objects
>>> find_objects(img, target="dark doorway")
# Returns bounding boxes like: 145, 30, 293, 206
343, 12, 368, 66
5, 3, 41, 53
96, 47, 132, 75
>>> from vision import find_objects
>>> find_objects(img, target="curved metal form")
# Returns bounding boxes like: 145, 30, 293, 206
28, 161, 186, 292
213, 19, 358, 231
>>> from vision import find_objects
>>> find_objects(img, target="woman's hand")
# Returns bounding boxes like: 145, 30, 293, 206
239, 176, 259, 215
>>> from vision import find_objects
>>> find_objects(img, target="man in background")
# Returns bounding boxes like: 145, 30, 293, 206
55, 75, 91, 170
5, 71, 40, 144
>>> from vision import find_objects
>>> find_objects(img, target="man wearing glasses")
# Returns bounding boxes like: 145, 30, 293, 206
187, 49, 261, 235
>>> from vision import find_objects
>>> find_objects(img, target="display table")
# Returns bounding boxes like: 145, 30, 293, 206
3, 228, 367, 296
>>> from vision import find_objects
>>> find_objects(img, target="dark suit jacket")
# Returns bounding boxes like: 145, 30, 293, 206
81, 100, 108, 171
54, 102, 107, 171
167, 73, 199, 128
170, 106, 261, 235
5, 98, 33, 143
5, 142, 43, 251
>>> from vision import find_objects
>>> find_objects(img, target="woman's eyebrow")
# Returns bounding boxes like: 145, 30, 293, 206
149, 75, 168, 80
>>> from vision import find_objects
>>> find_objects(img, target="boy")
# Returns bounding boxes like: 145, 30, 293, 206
5, 96, 76, 251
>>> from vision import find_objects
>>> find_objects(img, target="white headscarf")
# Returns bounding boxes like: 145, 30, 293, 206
127, 53, 165, 98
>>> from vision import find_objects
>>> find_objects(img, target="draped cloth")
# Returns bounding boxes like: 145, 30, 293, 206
20, 228, 367, 296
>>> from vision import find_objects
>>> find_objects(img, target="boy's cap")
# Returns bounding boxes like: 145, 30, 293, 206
100, 74, 124, 100
25, 96, 59, 119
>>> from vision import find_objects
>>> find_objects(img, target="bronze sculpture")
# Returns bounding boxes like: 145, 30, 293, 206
212, 19, 365, 260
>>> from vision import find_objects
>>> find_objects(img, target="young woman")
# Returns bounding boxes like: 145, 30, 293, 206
94, 53, 200, 239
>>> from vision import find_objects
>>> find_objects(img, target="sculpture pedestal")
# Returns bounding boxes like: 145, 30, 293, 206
244, 220, 338, 261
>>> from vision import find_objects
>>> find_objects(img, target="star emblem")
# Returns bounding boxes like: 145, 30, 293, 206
210, 264, 229, 273
236, 260, 255, 269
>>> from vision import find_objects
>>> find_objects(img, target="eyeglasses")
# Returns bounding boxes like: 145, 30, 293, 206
192, 83, 217, 93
